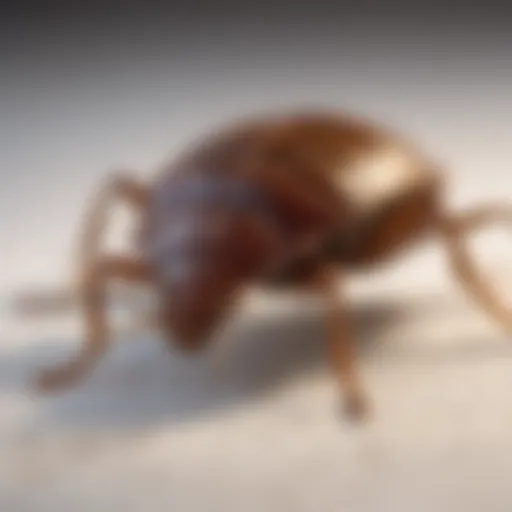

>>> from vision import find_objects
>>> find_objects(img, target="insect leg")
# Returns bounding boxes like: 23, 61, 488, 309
34, 256, 152, 392
314, 266, 369, 421
440, 203, 512, 331
79, 173, 149, 268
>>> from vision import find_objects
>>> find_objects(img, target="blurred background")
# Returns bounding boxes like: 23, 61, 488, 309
2, 1, 512, 510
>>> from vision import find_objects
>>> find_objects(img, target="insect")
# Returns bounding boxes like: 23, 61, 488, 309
33, 109, 512, 421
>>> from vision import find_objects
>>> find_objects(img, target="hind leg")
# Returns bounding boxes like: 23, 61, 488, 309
441, 203, 512, 331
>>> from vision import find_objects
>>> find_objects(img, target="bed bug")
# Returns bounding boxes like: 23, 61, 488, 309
33, 109, 512, 421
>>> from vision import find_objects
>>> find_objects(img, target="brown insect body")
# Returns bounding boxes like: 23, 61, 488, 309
34, 110, 512, 421
151, 114, 437, 269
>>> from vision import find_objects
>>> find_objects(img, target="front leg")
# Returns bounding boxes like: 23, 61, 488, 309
35, 170, 152, 392
79, 172, 149, 267
314, 266, 369, 421
35, 256, 152, 392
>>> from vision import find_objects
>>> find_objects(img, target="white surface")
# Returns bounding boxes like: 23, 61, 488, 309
3, 267, 512, 511
3, 152, 512, 512
3, 23, 512, 511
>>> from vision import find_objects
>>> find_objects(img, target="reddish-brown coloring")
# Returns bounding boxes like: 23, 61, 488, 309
32, 109, 512, 421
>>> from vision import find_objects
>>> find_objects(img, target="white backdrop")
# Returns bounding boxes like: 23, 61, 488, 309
2, 17, 512, 512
